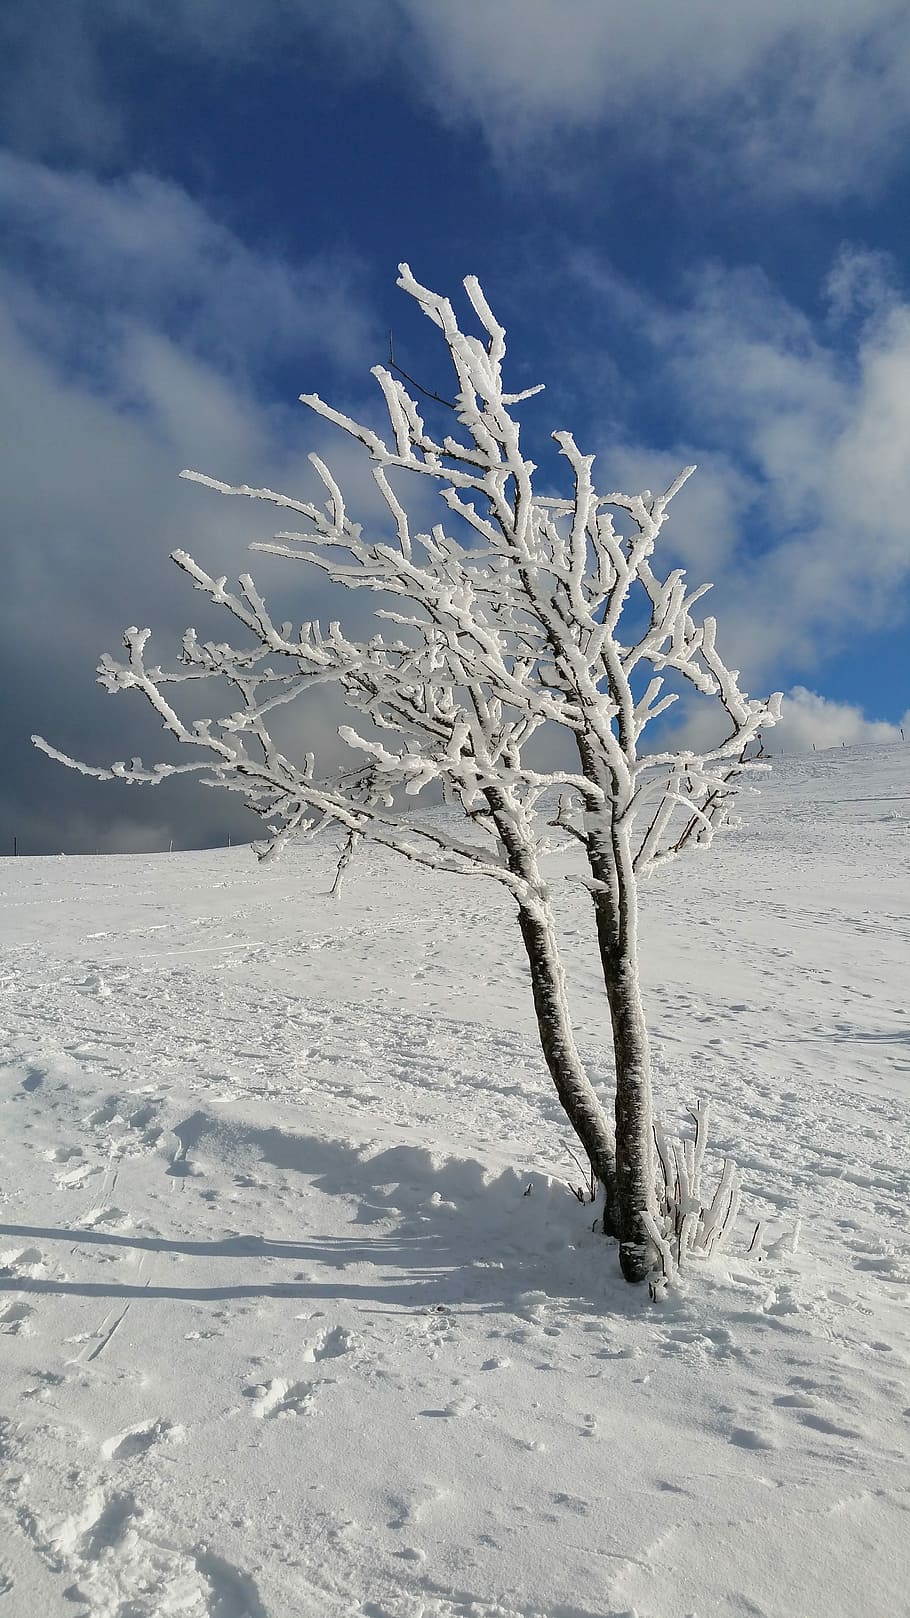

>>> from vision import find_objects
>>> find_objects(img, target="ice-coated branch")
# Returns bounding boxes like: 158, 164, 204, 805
181, 302, 774, 882
37, 266, 784, 1287
40, 252, 783, 932
38, 254, 782, 920
646, 1102, 744, 1293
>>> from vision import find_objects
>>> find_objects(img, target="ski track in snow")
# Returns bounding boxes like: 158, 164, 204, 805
0, 742, 908, 1617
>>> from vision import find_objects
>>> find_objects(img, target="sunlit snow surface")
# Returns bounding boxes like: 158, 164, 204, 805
1, 744, 908, 1618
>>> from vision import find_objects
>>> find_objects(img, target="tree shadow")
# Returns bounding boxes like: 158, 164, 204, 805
0, 1109, 631, 1318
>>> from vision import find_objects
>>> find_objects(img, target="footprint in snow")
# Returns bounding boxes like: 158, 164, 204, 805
243, 1377, 315, 1419
0, 1245, 46, 1276
45, 1485, 266, 1617
304, 1324, 355, 1362
801, 1410, 865, 1439
126, 1102, 159, 1130
100, 1417, 184, 1461
553, 1491, 591, 1515
0, 1300, 34, 1333
45, 1145, 83, 1163
85, 1098, 124, 1127
728, 1425, 779, 1451
386, 1481, 446, 1530
658, 1323, 739, 1361
417, 1395, 479, 1419
21, 1369, 66, 1402
771, 1395, 864, 1441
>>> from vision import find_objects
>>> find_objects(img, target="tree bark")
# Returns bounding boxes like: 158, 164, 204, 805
485, 788, 618, 1225
595, 941, 656, 1280
515, 901, 618, 1228
586, 818, 657, 1282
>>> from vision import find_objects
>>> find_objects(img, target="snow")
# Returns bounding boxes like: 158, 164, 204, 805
1, 741, 908, 1618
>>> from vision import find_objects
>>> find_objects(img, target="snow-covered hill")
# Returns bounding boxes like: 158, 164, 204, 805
1, 744, 908, 1618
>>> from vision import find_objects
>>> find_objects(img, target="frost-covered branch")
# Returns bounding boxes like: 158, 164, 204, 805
36, 266, 782, 1286
645, 1102, 743, 1295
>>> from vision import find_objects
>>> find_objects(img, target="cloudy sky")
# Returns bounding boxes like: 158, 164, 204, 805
3, 1, 910, 853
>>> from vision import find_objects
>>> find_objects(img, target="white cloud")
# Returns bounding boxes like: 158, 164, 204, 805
768, 688, 909, 754
590, 441, 754, 577
4, 3, 910, 196
824, 246, 901, 327
0, 153, 375, 377
569, 250, 910, 686
395, 0, 910, 196
646, 686, 908, 764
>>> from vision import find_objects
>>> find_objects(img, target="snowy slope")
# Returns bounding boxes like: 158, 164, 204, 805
1, 744, 908, 1618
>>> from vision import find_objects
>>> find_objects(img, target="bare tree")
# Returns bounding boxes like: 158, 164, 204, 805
35, 266, 781, 1281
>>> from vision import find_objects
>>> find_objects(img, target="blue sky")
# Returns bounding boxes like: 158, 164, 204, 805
2, 1, 909, 852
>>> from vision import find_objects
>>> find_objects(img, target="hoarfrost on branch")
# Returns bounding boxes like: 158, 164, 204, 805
34, 264, 781, 1282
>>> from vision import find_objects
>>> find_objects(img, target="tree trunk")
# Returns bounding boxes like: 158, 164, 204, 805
596, 941, 656, 1280
515, 901, 618, 1226
484, 788, 617, 1224
586, 819, 657, 1282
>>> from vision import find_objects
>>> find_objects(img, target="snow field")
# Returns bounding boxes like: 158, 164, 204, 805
0, 743, 908, 1616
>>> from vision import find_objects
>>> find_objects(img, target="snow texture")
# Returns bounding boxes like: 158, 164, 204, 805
0, 740, 908, 1616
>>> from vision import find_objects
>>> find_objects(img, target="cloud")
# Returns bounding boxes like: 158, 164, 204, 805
0, 160, 390, 855
3, 147, 907, 852
0, 153, 375, 380
589, 441, 754, 577
0, 1, 395, 164
768, 688, 909, 754
396, 0, 910, 196
0, 3, 121, 162
647, 685, 908, 765
3, 3, 910, 197
824, 245, 902, 327
563, 249, 910, 688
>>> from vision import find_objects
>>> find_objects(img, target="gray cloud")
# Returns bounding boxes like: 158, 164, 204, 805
0, 162, 392, 855
0, 3, 122, 162
4, 147, 908, 855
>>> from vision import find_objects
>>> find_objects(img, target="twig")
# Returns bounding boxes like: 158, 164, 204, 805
388, 330, 455, 410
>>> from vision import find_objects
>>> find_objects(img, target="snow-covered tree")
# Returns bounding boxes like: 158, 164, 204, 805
35, 266, 781, 1282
